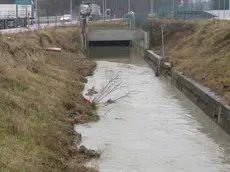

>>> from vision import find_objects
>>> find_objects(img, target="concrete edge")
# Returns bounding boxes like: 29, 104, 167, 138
144, 50, 230, 134
87, 27, 133, 31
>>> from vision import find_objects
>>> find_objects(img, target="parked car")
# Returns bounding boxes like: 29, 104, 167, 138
60, 14, 71, 22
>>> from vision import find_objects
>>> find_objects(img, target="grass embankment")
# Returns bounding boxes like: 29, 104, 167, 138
149, 19, 230, 103
88, 19, 128, 28
0, 27, 99, 172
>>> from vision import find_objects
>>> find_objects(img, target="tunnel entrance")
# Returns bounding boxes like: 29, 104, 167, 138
88, 40, 131, 47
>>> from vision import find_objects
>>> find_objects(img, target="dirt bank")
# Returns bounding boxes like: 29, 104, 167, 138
149, 19, 230, 104
0, 27, 99, 172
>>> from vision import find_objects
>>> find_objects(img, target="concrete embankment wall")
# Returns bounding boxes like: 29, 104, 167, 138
132, 31, 149, 57
145, 50, 230, 134
87, 28, 145, 41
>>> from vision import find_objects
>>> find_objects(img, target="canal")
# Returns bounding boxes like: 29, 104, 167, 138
75, 46, 230, 172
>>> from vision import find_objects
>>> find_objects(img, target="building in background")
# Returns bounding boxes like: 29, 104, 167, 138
0, 0, 35, 29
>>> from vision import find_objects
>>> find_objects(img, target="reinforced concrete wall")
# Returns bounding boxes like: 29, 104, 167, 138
144, 50, 230, 134
87, 28, 145, 41
132, 31, 149, 58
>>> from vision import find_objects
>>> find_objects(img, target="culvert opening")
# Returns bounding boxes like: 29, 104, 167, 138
89, 40, 131, 47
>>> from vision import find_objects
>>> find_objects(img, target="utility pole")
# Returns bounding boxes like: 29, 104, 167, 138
105, 0, 107, 20
151, 0, 153, 14
128, 0, 130, 12
70, 0, 72, 22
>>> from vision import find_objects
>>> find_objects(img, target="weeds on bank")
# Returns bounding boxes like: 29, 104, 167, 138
149, 18, 230, 103
0, 27, 99, 172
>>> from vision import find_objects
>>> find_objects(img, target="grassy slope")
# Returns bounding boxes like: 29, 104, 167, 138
0, 27, 98, 172
149, 19, 230, 104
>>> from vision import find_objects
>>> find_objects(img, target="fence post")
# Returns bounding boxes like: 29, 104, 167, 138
55, 15, 57, 26
46, 14, 49, 25
38, 16, 40, 30
161, 25, 165, 58
27, 13, 30, 30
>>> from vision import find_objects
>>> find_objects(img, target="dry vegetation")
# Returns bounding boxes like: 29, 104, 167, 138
149, 18, 230, 103
87, 19, 128, 28
0, 26, 99, 172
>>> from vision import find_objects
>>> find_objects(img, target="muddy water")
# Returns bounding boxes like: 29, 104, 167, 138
75, 46, 230, 172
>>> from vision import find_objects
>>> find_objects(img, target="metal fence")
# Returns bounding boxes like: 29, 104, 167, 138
0, 15, 78, 30
155, 1, 230, 20
0, 18, 78, 35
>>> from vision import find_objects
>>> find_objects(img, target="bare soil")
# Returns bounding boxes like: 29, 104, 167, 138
0, 26, 99, 172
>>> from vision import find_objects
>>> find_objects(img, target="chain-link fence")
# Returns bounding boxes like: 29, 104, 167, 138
155, 1, 230, 20
93, 0, 230, 21
0, 16, 77, 35
0, 0, 79, 31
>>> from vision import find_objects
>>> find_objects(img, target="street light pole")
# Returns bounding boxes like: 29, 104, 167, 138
151, 0, 153, 14
35, 0, 39, 26
224, 0, 226, 19
172, 0, 175, 18
218, 0, 220, 19
70, 0, 72, 22
128, 0, 130, 12
102, 0, 105, 20
105, 0, 107, 19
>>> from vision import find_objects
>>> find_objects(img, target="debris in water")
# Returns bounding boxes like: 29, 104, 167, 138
115, 117, 123, 120
68, 111, 80, 121
78, 145, 100, 158
83, 97, 92, 103
106, 98, 115, 104
45, 47, 61, 52
86, 86, 98, 96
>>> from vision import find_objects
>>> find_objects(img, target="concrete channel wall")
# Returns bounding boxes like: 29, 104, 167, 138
132, 31, 149, 57
144, 50, 230, 134
87, 27, 145, 41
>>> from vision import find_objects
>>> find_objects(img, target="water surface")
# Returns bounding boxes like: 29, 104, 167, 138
75, 46, 230, 172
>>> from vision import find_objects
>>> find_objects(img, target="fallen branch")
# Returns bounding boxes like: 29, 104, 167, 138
100, 90, 136, 108
93, 73, 128, 103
